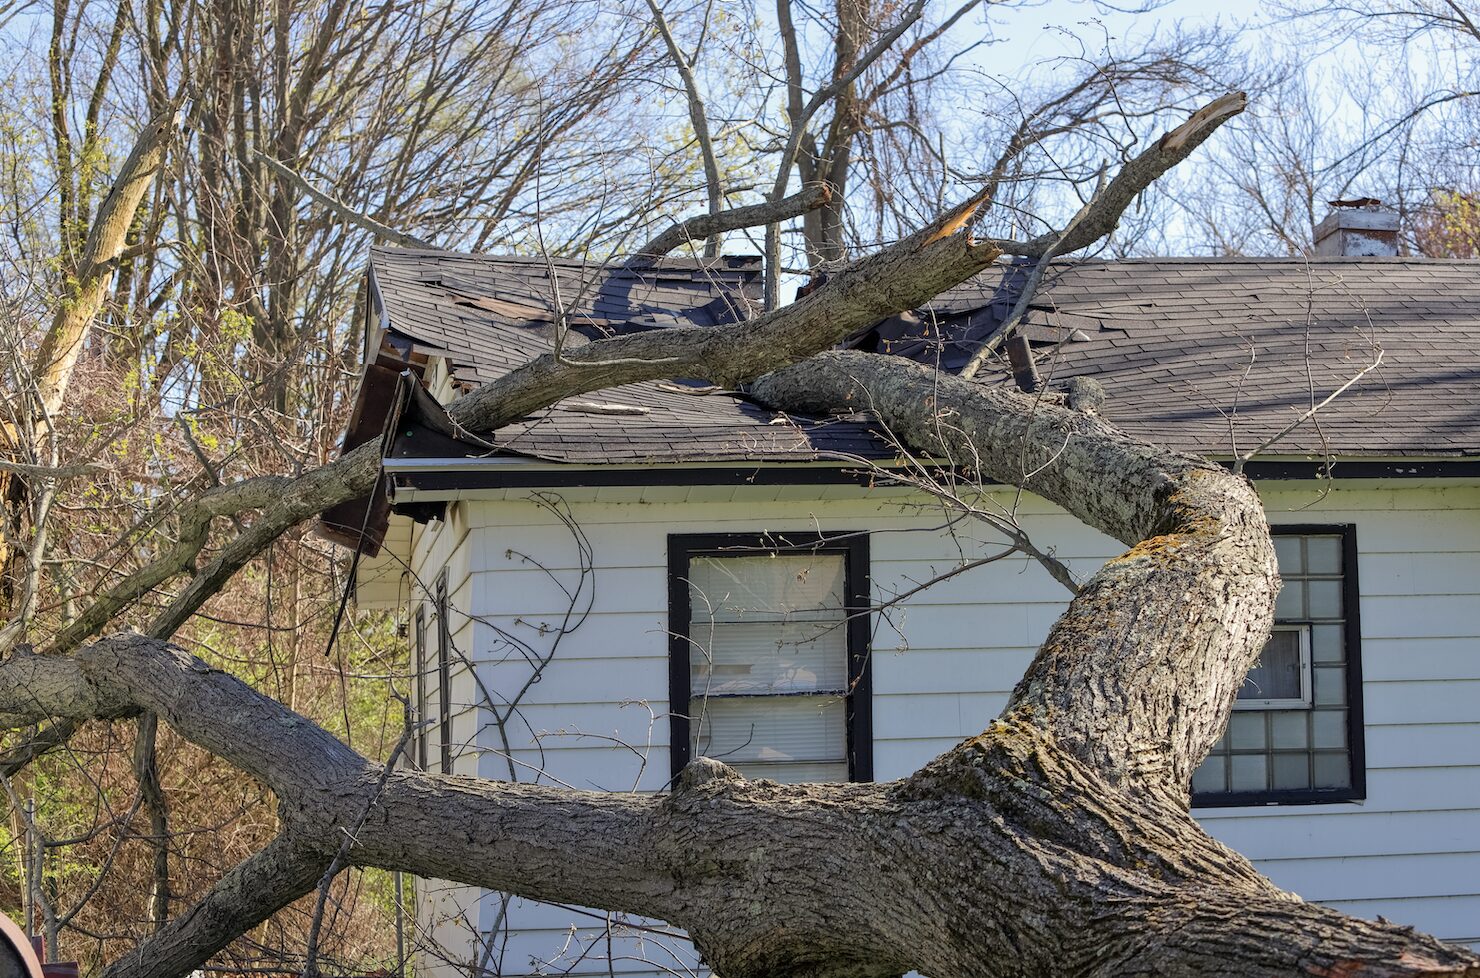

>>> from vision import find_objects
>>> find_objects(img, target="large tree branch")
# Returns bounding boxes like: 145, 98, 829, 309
984, 92, 1248, 258
632, 183, 832, 259
100, 833, 330, 978
4, 591, 1476, 978
49, 475, 297, 653
43, 186, 1001, 655
753, 350, 1276, 795
47, 95, 1245, 659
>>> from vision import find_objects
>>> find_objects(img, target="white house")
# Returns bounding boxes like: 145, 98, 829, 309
325, 229, 1480, 975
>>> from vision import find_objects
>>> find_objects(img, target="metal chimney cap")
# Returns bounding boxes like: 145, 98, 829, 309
1314, 198, 1399, 256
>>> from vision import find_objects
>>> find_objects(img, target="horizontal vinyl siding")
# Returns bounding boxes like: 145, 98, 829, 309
1197, 484, 1480, 947
420, 482, 1480, 972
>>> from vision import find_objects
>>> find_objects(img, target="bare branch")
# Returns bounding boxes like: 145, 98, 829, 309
632, 184, 831, 259
1233, 348, 1386, 473
254, 152, 435, 250
644, 0, 724, 256
983, 92, 1248, 257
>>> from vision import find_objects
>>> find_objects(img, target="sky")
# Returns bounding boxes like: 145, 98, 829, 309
987, 0, 1245, 62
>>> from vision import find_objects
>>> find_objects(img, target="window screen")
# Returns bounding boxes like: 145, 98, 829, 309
670, 535, 871, 784
1192, 527, 1364, 805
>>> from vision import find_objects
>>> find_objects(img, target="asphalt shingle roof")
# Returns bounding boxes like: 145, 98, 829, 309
368, 247, 1480, 464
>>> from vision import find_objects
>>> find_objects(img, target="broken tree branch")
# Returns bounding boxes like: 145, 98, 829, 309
958, 170, 1108, 381
982, 92, 1248, 258
41, 94, 1246, 673
33, 104, 180, 421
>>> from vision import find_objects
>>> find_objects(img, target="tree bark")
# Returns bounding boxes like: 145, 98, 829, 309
32, 106, 178, 422
1, 345, 1476, 977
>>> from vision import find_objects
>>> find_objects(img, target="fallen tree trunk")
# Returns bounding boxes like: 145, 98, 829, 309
3, 356, 1478, 978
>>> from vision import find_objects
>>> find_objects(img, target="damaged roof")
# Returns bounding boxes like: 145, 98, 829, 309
360, 247, 1480, 467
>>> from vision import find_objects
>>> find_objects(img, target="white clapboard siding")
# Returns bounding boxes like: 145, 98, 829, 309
403, 480, 1480, 974
1322, 895, 1480, 947
1205, 808, 1480, 861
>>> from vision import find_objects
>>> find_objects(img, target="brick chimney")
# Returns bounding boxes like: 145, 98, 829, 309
1313, 198, 1399, 257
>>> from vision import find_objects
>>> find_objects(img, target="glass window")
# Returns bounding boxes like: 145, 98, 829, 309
1193, 528, 1362, 805
1236, 626, 1310, 707
670, 535, 871, 784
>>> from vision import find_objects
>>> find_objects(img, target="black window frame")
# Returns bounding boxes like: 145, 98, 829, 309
667, 532, 873, 784
1192, 523, 1367, 808
435, 571, 453, 776
414, 606, 429, 772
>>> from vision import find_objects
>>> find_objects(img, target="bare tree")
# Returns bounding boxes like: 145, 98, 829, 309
0, 88, 1477, 978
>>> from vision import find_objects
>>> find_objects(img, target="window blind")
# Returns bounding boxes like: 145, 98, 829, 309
686, 553, 850, 782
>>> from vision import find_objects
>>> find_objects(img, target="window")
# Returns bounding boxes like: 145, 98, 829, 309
668, 533, 872, 784
435, 572, 453, 775
414, 607, 429, 771
1192, 526, 1366, 806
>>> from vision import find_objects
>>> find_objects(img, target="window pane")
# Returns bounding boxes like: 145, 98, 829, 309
1275, 582, 1305, 618
1191, 756, 1227, 794
690, 696, 847, 770
1273, 536, 1304, 574
1241, 631, 1304, 702
1311, 624, 1344, 663
1272, 753, 1311, 790
1313, 666, 1347, 706
688, 555, 845, 622
1270, 712, 1309, 749
1231, 754, 1268, 792
690, 620, 847, 694
1314, 751, 1352, 788
1312, 709, 1348, 749
1229, 713, 1266, 750
1306, 537, 1343, 575
1307, 580, 1343, 619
